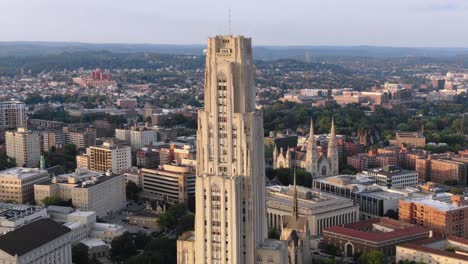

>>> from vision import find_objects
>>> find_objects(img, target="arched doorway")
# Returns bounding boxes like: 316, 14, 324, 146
321, 165, 327, 176
346, 243, 354, 257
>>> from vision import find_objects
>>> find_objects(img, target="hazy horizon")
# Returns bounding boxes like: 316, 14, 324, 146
1, 0, 467, 48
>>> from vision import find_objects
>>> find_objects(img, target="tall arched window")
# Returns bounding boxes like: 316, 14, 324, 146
210, 184, 222, 261
321, 166, 327, 176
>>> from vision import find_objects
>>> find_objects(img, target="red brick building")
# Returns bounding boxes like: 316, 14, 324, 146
399, 193, 468, 238
323, 217, 430, 257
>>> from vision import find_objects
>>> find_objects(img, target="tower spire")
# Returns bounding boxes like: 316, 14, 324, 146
292, 150, 299, 223
308, 118, 315, 141
328, 117, 337, 156
306, 118, 318, 177
330, 117, 336, 139
327, 117, 339, 175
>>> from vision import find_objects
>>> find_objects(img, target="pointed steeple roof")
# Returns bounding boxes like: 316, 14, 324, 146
307, 118, 316, 149
292, 153, 299, 223
309, 118, 315, 140
330, 117, 336, 139
327, 117, 337, 157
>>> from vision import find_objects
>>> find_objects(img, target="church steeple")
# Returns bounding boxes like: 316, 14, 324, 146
327, 117, 336, 158
308, 118, 315, 142
292, 154, 299, 224
327, 117, 339, 175
305, 118, 318, 177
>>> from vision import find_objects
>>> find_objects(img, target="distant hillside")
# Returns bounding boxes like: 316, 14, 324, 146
1, 41, 468, 59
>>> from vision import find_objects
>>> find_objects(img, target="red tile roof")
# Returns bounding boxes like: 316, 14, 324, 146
323, 218, 429, 243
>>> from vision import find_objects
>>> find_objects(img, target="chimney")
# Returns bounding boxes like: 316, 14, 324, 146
451, 195, 464, 207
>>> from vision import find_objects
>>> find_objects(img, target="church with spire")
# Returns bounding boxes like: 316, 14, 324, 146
273, 118, 339, 178
279, 167, 311, 264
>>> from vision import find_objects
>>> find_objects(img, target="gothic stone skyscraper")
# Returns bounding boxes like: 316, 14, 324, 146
177, 36, 287, 264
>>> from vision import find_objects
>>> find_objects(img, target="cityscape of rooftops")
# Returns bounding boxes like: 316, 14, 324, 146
0, 1, 467, 264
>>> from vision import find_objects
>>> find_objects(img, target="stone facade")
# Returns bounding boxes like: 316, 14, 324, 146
177, 35, 287, 264
273, 119, 339, 178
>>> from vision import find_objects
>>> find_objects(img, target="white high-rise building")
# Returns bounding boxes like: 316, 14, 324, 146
130, 127, 156, 151
0, 100, 27, 129
84, 141, 131, 174
177, 36, 287, 264
5, 128, 41, 167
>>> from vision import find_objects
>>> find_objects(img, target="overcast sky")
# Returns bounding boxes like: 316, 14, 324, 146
0, 0, 467, 47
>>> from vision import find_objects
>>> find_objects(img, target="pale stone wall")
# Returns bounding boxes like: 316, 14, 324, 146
177, 35, 287, 264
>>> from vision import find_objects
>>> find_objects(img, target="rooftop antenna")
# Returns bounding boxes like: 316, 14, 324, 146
228, 8, 232, 34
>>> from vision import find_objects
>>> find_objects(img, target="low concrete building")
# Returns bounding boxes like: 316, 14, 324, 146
396, 236, 468, 264
314, 174, 428, 219
48, 206, 126, 245
266, 185, 359, 236
0, 218, 72, 264
141, 164, 195, 205
0, 203, 47, 233
359, 165, 419, 188
128, 210, 159, 229
91, 223, 126, 244
34, 169, 126, 218
81, 238, 109, 259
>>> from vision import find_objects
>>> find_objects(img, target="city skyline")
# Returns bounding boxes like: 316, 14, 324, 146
1, 0, 468, 47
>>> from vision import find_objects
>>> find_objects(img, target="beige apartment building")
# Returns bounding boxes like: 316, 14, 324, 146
79, 141, 131, 174
64, 129, 96, 150
395, 131, 426, 148
34, 169, 126, 218
5, 128, 41, 167
0, 167, 49, 204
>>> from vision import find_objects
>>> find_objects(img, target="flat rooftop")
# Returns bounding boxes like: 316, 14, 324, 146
266, 185, 355, 214
58, 169, 101, 181
0, 167, 46, 180
75, 174, 121, 189
404, 193, 468, 211
396, 131, 425, 138
0, 204, 45, 220
81, 238, 106, 248
398, 236, 468, 262
315, 174, 376, 187
69, 211, 96, 217
363, 166, 417, 177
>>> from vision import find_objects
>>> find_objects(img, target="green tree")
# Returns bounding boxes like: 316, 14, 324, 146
125, 238, 176, 264
358, 250, 385, 264
134, 231, 151, 250
126, 181, 140, 202
157, 203, 188, 231
384, 209, 398, 220
449, 187, 463, 195
72, 243, 89, 264
110, 232, 137, 262
176, 213, 195, 236
42, 196, 72, 206
321, 258, 337, 264
268, 228, 280, 239
0, 152, 16, 170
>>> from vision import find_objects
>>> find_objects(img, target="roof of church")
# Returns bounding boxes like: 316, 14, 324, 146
283, 214, 307, 231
